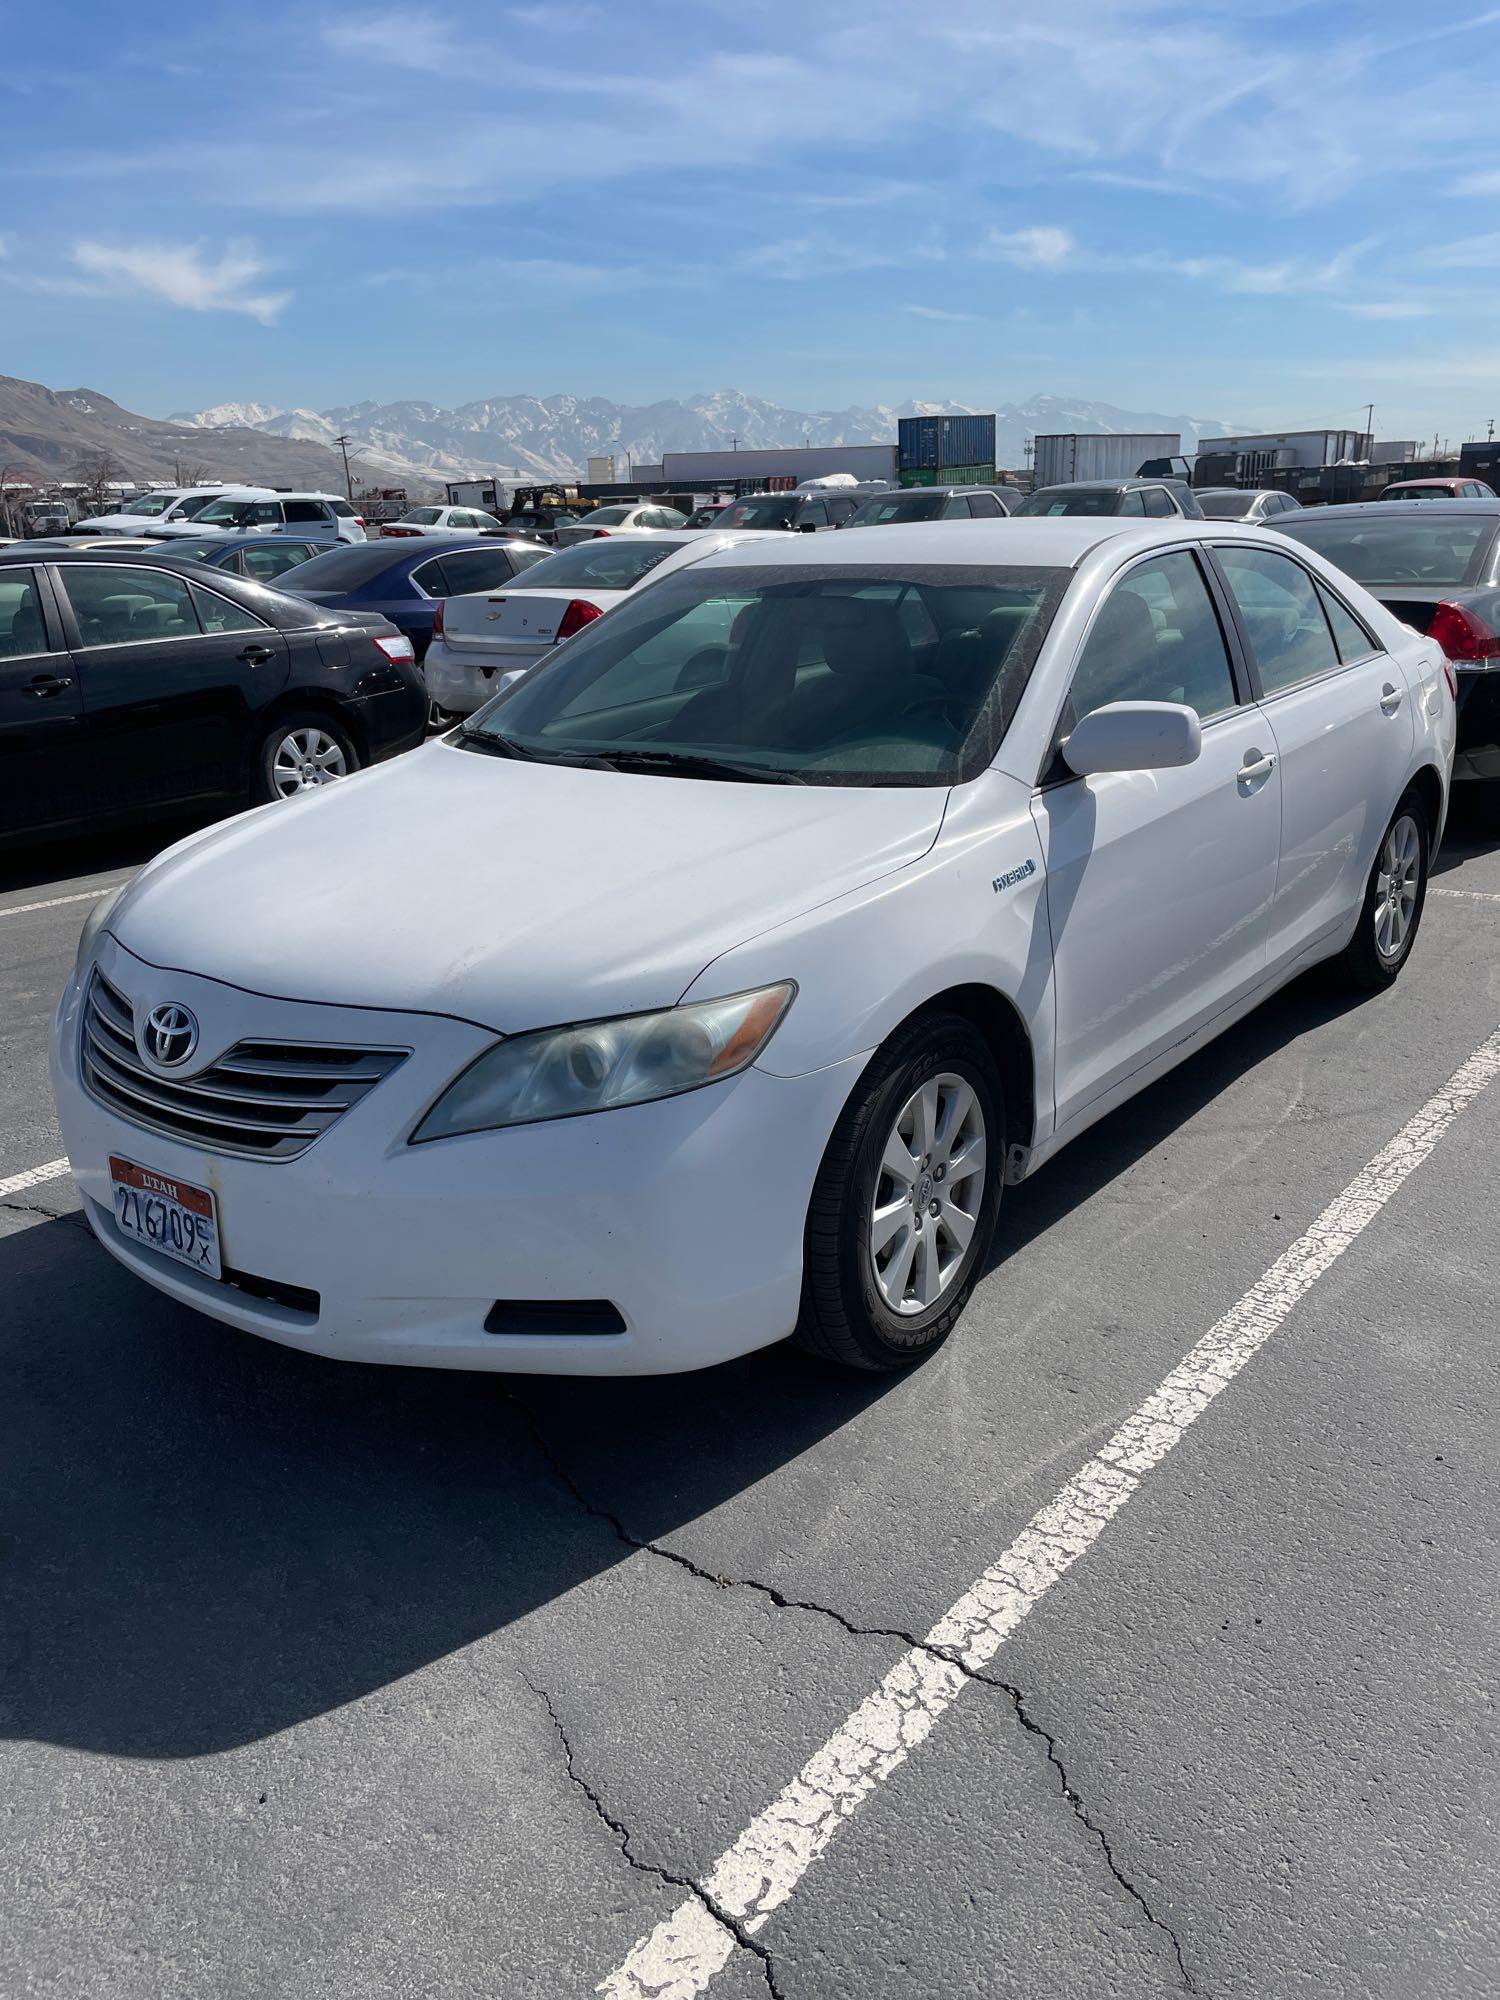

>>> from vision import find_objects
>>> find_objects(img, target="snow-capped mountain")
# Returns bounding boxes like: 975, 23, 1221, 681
171, 389, 1237, 487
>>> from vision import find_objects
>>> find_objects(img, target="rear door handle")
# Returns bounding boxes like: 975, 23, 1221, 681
1238, 750, 1276, 785
238, 645, 275, 665
23, 672, 74, 698
1380, 682, 1404, 715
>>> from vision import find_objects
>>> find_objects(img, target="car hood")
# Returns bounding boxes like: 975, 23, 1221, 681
108, 741, 948, 1032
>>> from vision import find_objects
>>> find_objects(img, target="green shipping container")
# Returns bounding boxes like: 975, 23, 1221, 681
898, 463, 997, 489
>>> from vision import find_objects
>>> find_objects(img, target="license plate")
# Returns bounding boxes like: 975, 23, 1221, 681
109, 1156, 221, 1280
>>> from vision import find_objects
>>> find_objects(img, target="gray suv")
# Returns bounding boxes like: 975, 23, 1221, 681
1016, 478, 1205, 520
846, 485, 1017, 527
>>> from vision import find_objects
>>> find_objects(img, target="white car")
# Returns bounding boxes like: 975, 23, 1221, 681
72, 485, 273, 536
152, 492, 367, 545
52, 519, 1452, 1378
423, 528, 773, 715
378, 505, 508, 538
553, 502, 688, 546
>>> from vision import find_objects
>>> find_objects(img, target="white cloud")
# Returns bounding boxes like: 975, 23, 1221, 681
70, 240, 289, 322
986, 225, 1076, 270
741, 235, 943, 281
902, 304, 977, 323
321, 7, 458, 72
1421, 231, 1500, 268
1339, 300, 1437, 320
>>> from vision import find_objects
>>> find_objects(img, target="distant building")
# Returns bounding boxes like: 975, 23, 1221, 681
660, 443, 897, 487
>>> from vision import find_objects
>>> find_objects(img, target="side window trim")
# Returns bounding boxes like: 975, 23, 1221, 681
1312, 575, 1380, 667
410, 559, 447, 597
1035, 544, 1249, 790
0, 565, 65, 661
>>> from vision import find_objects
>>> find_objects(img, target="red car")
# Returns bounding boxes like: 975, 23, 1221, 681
1379, 476, 1497, 501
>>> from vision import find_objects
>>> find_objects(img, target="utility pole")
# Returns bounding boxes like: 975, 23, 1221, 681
1363, 402, 1374, 456
334, 433, 354, 501
1488, 417, 1495, 444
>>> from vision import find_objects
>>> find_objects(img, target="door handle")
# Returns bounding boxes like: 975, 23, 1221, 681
23, 672, 74, 698
237, 645, 275, 665
1238, 750, 1276, 785
1379, 682, 1404, 715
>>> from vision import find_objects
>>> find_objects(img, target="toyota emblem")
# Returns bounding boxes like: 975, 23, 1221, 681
143, 1002, 199, 1068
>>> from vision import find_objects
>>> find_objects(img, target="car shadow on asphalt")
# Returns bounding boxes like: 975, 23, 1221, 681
0, 967, 1374, 1765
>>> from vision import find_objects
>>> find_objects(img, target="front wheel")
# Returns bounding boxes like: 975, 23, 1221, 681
794, 1012, 1003, 1372
253, 712, 362, 804
1336, 791, 1429, 991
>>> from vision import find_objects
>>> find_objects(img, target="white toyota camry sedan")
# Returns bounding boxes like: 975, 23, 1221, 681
52, 520, 1454, 1376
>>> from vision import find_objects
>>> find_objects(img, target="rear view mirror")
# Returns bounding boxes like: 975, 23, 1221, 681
1062, 701, 1202, 777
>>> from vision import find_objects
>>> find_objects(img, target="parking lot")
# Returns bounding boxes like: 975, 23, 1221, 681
1, 789, 1496, 2000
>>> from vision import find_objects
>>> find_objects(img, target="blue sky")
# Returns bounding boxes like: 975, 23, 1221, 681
5, 0, 1500, 437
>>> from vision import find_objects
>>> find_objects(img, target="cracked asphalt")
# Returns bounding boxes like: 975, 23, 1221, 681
2, 799, 1498, 1999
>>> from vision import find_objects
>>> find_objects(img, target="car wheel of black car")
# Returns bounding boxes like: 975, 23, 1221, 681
795, 1012, 1003, 1372
253, 712, 362, 804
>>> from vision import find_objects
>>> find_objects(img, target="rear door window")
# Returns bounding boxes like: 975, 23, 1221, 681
240, 543, 314, 582
1216, 545, 1341, 693
433, 548, 530, 593
283, 500, 329, 525
1141, 486, 1175, 518
61, 564, 199, 646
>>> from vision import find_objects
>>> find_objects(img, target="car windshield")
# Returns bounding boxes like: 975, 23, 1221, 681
849, 493, 949, 525
1194, 492, 1255, 518
500, 541, 678, 592
156, 540, 225, 563
1016, 489, 1120, 516
194, 498, 263, 526
462, 563, 1065, 786
171, 492, 225, 518
718, 496, 799, 530
1277, 513, 1496, 588
119, 492, 178, 517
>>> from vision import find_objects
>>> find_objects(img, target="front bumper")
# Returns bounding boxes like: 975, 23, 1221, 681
423, 637, 543, 715
52, 938, 864, 1375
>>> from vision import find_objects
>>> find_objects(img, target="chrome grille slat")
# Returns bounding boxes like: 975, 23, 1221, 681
85, 1023, 354, 1114
82, 971, 409, 1162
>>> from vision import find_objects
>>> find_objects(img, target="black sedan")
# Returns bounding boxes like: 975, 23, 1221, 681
276, 535, 548, 660
0, 546, 428, 844
1274, 501, 1500, 789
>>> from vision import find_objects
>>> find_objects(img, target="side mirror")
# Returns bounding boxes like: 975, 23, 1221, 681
797, 519, 818, 533
1062, 701, 1202, 777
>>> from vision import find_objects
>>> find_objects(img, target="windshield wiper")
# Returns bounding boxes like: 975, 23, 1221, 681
595, 748, 808, 785
456, 727, 613, 769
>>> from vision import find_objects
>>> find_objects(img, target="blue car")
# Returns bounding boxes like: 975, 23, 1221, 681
275, 536, 548, 659
145, 534, 329, 585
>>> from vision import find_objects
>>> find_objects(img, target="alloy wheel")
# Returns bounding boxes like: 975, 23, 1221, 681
271, 727, 349, 798
868, 1072, 988, 1315
1374, 812, 1421, 961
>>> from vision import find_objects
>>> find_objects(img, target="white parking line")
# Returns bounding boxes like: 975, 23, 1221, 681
0, 887, 113, 919
601, 1022, 1500, 1999
1431, 885, 1500, 903
0, 1157, 71, 1200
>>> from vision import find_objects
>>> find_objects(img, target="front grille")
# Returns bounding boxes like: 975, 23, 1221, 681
82, 970, 409, 1161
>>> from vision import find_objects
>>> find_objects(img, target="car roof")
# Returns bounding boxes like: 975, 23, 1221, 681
1283, 499, 1500, 521
676, 517, 1277, 574
1033, 478, 1165, 492
1384, 477, 1467, 487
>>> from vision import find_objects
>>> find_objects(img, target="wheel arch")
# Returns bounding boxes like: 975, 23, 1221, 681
895, 982, 1038, 1179
245, 691, 368, 791
1405, 761, 1444, 844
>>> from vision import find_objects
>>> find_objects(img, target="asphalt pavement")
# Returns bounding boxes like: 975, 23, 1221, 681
2, 796, 1498, 1999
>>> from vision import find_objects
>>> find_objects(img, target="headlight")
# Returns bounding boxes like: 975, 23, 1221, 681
410, 982, 795, 1142
74, 888, 124, 984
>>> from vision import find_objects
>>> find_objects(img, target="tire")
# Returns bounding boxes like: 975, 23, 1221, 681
795, 1011, 1004, 1372
253, 712, 362, 805
1336, 789, 1429, 991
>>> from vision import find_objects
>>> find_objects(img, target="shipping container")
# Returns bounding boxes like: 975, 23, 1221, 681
898, 416, 940, 471
937, 415, 996, 469
1032, 433, 1180, 487
899, 463, 997, 489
